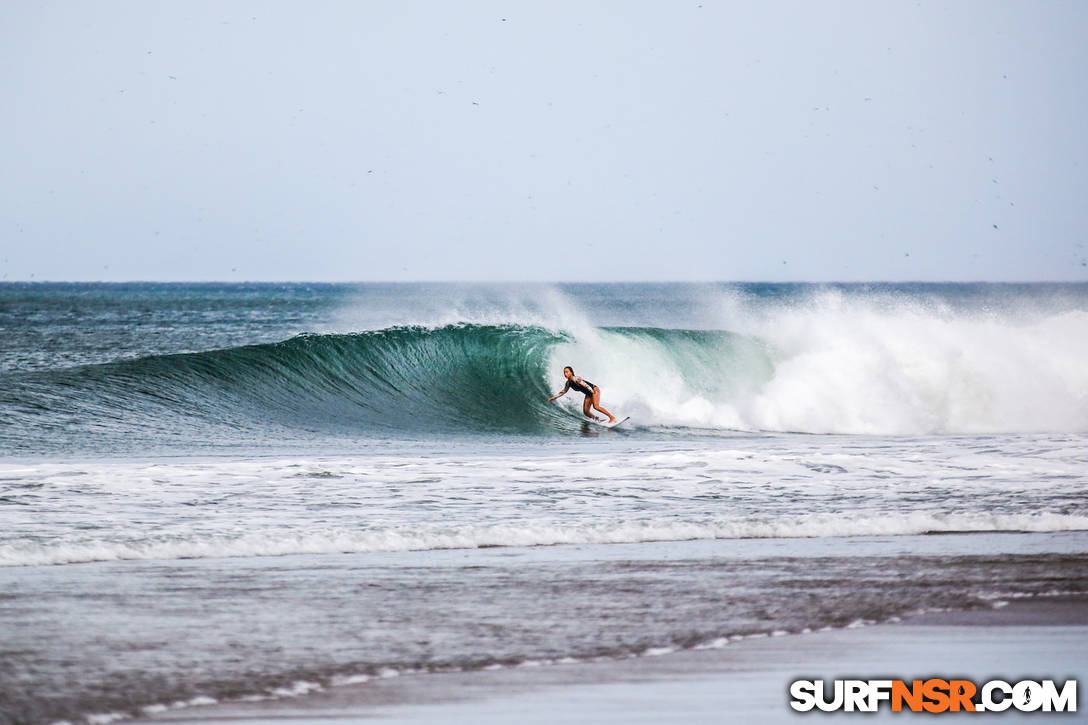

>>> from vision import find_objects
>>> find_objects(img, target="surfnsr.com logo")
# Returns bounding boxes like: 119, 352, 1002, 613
789, 678, 1077, 713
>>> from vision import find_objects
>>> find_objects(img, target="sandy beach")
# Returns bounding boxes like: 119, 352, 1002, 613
136, 596, 1086, 725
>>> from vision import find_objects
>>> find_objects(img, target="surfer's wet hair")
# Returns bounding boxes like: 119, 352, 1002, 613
563, 366, 574, 374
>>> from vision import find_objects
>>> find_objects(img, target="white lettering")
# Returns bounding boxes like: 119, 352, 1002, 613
1013, 680, 1043, 712
815, 680, 844, 712
844, 680, 868, 712
1040, 680, 1077, 713
789, 680, 817, 712
867, 680, 893, 711
982, 680, 1013, 712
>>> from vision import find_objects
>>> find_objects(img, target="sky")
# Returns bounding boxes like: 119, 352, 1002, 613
2, 0, 1086, 282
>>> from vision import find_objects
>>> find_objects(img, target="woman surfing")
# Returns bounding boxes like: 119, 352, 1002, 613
547, 366, 616, 423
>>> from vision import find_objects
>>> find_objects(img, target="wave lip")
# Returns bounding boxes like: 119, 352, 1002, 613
5, 512, 1087, 567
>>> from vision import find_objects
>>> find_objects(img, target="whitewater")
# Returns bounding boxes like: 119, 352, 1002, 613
1, 282, 1086, 725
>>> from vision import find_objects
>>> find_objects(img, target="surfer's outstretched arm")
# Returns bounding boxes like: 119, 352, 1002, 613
546, 381, 571, 403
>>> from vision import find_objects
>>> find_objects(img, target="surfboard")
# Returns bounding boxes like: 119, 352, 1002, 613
564, 409, 629, 429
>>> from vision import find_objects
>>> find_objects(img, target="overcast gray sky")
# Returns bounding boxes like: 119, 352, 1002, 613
2, 1, 1086, 282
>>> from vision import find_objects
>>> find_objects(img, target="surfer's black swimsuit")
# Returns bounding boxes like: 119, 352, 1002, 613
566, 378, 596, 397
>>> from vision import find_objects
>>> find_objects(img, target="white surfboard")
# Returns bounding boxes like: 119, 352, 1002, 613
563, 410, 629, 429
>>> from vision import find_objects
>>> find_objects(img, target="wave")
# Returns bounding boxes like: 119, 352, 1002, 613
4, 511, 1086, 567
0, 324, 773, 451
3, 294, 1088, 453
0, 325, 575, 450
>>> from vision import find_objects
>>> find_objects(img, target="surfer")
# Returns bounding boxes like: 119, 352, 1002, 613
547, 366, 616, 423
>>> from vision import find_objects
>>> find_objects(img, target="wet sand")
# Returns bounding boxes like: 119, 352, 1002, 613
139, 595, 1087, 724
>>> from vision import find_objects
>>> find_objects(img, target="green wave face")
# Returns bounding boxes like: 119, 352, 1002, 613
0, 323, 773, 453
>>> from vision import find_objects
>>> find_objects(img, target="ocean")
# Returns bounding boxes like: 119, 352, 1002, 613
2, 282, 1087, 725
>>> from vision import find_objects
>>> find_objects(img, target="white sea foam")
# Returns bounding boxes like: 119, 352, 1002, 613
643, 646, 676, 657
271, 681, 324, 697
2, 510, 1084, 567
552, 289, 1088, 435
330, 673, 372, 686
2, 436, 1086, 567
85, 714, 127, 725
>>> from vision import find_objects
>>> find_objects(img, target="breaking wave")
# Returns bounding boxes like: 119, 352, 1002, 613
2, 291, 1087, 453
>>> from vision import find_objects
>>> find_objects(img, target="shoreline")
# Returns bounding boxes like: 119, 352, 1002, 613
135, 594, 1088, 725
